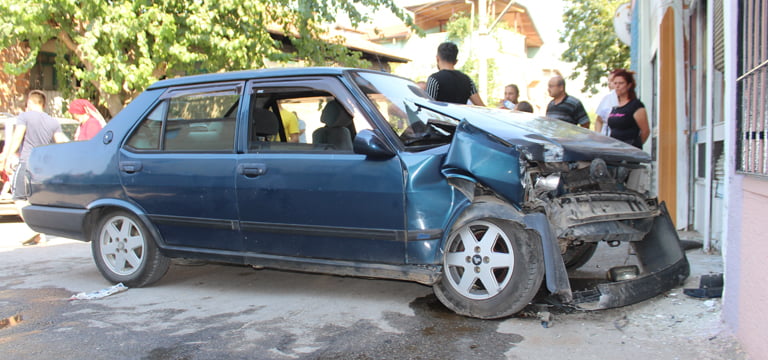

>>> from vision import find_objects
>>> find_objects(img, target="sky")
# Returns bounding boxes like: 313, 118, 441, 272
521, 0, 568, 53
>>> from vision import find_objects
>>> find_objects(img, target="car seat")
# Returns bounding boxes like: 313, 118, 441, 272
312, 100, 353, 150
251, 107, 279, 142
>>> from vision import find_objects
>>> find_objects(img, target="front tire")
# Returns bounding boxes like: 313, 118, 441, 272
434, 219, 544, 319
91, 211, 170, 287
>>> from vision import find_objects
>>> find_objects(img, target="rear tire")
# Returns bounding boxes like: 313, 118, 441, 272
91, 211, 170, 287
434, 218, 544, 319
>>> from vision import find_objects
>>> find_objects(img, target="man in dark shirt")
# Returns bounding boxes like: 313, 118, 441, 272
545, 76, 590, 128
426, 42, 485, 106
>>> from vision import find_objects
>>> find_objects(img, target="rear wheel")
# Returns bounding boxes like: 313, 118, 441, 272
91, 211, 170, 287
434, 219, 544, 319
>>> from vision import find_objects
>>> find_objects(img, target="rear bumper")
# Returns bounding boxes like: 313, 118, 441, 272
21, 205, 88, 240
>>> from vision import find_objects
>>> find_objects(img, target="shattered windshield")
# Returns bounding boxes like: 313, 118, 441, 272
350, 71, 460, 148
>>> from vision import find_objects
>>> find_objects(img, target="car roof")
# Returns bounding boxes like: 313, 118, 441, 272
148, 67, 353, 90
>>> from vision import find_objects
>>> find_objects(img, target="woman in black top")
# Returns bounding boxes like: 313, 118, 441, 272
607, 69, 650, 148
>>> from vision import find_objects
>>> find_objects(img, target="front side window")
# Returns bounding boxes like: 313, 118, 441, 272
247, 79, 371, 152
126, 86, 240, 152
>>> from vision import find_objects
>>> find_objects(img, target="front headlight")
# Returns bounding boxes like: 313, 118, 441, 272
535, 173, 561, 191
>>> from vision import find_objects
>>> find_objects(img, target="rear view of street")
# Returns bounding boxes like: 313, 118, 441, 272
0, 216, 746, 360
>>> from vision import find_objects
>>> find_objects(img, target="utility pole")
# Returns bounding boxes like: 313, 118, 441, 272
477, 0, 489, 102
474, 1, 519, 104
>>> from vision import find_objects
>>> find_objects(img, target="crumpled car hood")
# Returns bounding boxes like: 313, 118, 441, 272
434, 103, 651, 163
430, 102, 650, 205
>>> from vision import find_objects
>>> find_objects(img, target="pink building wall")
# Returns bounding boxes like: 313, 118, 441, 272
727, 175, 768, 356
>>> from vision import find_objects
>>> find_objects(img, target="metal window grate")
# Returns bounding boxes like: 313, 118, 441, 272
737, 0, 768, 175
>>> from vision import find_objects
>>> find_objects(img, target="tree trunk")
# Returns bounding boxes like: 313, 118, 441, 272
103, 93, 125, 119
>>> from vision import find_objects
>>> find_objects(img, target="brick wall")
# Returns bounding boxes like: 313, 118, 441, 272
0, 43, 31, 114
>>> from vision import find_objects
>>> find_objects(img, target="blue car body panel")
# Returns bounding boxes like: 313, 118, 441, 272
399, 148, 460, 264
118, 150, 243, 251
235, 152, 407, 263
433, 103, 651, 163
443, 120, 527, 206
20, 68, 688, 312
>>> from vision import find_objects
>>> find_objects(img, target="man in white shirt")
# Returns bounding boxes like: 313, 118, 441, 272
595, 71, 619, 136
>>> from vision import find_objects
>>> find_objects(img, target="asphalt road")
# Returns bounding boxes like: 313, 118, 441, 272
0, 216, 746, 360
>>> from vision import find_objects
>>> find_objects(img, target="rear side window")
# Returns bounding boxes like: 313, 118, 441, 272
126, 86, 240, 152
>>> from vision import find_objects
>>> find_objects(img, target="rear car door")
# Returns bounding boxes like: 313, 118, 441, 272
236, 76, 407, 263
119, 82, 244, 251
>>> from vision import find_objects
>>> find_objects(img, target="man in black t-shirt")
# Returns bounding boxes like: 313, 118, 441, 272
425, 42, 485, 106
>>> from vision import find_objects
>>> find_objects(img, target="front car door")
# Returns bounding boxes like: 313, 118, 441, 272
119, 82, 243, 251
236, 76, 407, 264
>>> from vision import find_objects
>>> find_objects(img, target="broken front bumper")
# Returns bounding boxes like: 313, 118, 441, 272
568, 202, 690, 310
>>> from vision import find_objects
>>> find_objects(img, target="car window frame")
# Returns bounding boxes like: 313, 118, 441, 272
242, 76, 373, 154
123, 81, 244, 154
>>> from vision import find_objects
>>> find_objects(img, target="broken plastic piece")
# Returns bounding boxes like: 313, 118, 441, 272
538, 311, 552, 328
679, 239, 703, 251
683, 273, 723, 298
69, 283, 128, 300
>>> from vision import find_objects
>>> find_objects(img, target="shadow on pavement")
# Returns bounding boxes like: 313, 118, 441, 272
0, 215, 22, 224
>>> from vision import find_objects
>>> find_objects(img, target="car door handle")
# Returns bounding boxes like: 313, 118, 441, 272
119, 161, 143, 173
238, 163, 267, 177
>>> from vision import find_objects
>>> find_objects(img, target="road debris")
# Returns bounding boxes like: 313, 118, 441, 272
69, 283, 128, 300
613, 314, 629, 331
0, 314, 23, 329
684, 273, 723, 298
538, 311, 552, 328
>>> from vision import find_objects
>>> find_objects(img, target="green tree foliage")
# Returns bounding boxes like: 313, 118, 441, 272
0, 0, 416, 115
560, 0, 630, 94
445, 12, 477, 76
446, 12, 473, 42
444, 13, 502, 103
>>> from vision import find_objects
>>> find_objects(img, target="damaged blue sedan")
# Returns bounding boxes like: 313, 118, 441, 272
21, 68, 688, 319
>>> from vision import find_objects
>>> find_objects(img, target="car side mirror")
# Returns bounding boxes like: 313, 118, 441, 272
353, 129, 396, 158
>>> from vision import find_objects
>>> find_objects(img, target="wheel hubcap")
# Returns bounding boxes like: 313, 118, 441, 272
99, 216, 145, 276
445, 220, 515, 300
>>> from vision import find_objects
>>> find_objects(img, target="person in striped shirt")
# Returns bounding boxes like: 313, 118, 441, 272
545, 75, 590, 129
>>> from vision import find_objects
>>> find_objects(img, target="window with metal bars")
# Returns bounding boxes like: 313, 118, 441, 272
737, 0, 768, 175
